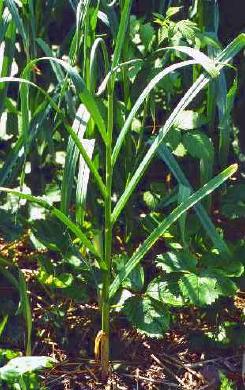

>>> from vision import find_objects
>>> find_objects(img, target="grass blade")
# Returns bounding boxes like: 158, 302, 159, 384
0, 187, 104, 265
18, 271, 32, 356
157, 144, 230, 254
111, 34, 245, 224
218, 76, 238, 167
89, 37, 109, 93
155, 45, 219, 77
27, 57, 108, 144
110, 164, 237, 298
178, 184, 191, 247
36, 38, 75, 116
0, 315, 8, 338
5, 0, 28, 55
61, 104, 90, 215
0, 102, 52, 186
0, 8, 12, 44
76, 138, 95, 225
64, 121, 107, 199
0, 16, 16, 115
112, 0, 132, 69
112, 60, 197, 166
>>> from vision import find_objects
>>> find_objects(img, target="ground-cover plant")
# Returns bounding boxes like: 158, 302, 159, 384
0, 0, 244, 381
0, 354, 54, 389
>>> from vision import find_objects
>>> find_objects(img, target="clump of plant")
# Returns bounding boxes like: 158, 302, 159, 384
0, 0, 244, 380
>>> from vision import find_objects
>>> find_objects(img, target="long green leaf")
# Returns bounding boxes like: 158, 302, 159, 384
24, 57, 108, 144
0, 187, 105, 265
0, 8, 11, 44
0, 102, 52, 186
111, 34, 245, 224
89, 37, 109, 93
76, 138, 95, 225
0, 16, 16, 115
61, 104, 91, 214
157, 144, 230, 254
0, 315, 8, 338
18, 271, 32, 356
0, 264, 19, 289
218, 76, 238, 167
109, 164, 237, 298
155, 45, 219, 77
64, 122, 107, 198
111, 0, 132, 69
5, 0, 28, 54
112, 43, 224, 166
112, 60, 196, 166
36, 38, 75, 116
0, 76, 62, 113
0, 76, 106, 198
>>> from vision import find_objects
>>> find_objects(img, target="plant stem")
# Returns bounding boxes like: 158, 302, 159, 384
101, 81, 114, 378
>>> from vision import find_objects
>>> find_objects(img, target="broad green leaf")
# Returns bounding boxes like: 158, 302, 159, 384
179, 273, 219, 306
199, 252, 244, 278
182, 131, 214, 160
140, 22, 155, 52
166, 6, 182, 18
143, 191, 159, 210
111, 289, 133, 312
113, 255, 144, 292
183, 130, 214, 186
204, 270, 238, 297
221, 184, 245, 219
30, 217, 72, 253
173, 20, 199, 42
38, 269, 74, 289
124, 296, 170, 338
0, 356, 55, 381
174, 110, 207, 130
109, 164, 237, 298
0, 209, 23, 241
156, 251, 197, 273
147, 277, 184, 307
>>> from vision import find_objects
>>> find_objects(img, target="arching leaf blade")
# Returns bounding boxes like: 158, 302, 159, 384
0, 187, 104, 265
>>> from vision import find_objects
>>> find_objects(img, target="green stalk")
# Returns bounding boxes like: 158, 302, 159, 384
100, 0, 132, 377
101, 79, 114, 378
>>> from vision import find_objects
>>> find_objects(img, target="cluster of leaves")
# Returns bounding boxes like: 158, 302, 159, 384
0, 0, 244, 383
0, 349, 53, 389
